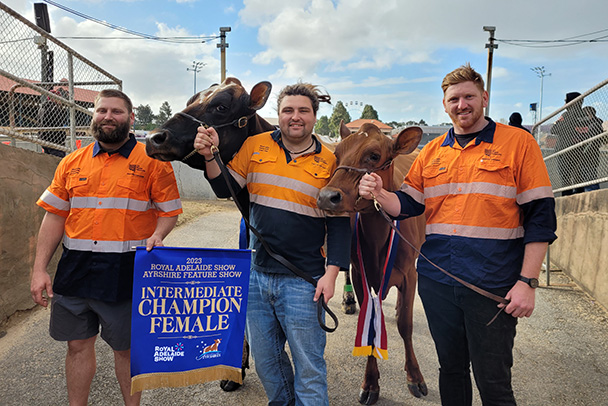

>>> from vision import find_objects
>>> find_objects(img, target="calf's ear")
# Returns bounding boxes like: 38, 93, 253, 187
393, 126, 422, 155
339, 120, 351, 140
250, 82, 273, 111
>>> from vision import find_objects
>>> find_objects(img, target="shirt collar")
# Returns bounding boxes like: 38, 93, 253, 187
93, 133, 137, 158
271, 129, 322, 158
441, 117, 496, 147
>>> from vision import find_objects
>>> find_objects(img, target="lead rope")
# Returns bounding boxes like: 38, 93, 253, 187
210, 145, 339, 333
369, 192, 509, 326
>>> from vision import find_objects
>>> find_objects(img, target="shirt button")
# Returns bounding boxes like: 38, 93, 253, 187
93, 241, 97, 245
458, 187, 462, 192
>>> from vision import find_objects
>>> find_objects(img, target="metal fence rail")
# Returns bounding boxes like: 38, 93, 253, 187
0, 3, 121, 156
533, 79, 608, 194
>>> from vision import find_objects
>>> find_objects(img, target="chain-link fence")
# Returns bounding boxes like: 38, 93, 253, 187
533, 79, 608, 195
0, 3, 121, 156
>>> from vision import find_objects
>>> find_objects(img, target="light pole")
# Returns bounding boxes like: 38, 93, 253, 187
218, 27, 231, 82
187, 61, 205, 95
531, 66, 551, 122
483, 26, 498, 117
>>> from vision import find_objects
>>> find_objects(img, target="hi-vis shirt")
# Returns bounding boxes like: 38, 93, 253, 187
37, 134, 182, 301
208, 130, 351, 277
395, 119, 557, 289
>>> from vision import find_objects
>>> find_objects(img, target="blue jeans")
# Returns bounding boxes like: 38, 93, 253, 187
246, 270, 328, 406
418, 274, 518, 406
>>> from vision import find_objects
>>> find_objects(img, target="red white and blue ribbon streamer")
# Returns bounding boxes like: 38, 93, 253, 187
352, 214, 399, 359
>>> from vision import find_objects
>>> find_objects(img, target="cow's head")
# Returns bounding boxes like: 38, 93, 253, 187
145, 78, 273, 170
317, 121, 421, 214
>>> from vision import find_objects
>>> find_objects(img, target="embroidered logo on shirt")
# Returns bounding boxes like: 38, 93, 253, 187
484, 148, 502, 161
128, 164, 146, 178
69, 168, 81, 175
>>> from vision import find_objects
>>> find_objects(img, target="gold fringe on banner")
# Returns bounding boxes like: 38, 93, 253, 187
131, 365, 242, 395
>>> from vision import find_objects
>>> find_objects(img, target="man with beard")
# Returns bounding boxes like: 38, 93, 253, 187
31, 89, 182, 406
358, 64, 556, 405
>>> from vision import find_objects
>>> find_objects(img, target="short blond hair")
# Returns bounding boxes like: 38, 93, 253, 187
441, 63, 485, 94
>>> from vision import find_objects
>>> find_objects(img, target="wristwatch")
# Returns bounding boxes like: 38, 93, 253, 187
518, 275, 539, 288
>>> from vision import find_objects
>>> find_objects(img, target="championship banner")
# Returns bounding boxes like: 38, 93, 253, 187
130, 246, 251, 394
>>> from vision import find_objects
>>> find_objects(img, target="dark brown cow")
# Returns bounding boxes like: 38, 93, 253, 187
317, 122, 427, 405
146, 77, 274, 171
145, 78, 275, 391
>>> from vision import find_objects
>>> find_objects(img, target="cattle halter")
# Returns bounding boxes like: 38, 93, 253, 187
333, 158, 394, 176
175, 111, 255, 163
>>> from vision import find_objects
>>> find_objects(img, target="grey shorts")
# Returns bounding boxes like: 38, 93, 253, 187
49, 294, 132, 351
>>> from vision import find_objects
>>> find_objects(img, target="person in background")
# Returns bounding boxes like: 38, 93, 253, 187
358, 64, 557, 406
30, 89, 182, 406
578, 105, 604, 192
552, 91, 586, 195
194, 82, 351, 406
508, 112, 531, 133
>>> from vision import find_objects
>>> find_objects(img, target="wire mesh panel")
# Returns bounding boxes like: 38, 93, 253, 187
533, 80, 608, 194
0, 3, 121, 155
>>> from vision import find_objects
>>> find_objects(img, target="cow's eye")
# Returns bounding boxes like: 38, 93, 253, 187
369, 153, 380, 162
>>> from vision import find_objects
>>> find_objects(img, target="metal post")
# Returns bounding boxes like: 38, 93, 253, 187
545, 244, 551, 286
483, 26, 497, 117
218, 27, 231, 82
67, 53, 76, 151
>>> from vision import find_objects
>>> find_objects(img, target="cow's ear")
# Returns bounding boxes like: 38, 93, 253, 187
393, 126, 422, 155
250, 82, 272, 111
339, 120, 351, 140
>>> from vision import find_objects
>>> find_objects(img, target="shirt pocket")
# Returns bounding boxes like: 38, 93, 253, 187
66, 175, 90, 195
473, 159, 512, 185
117, 176, 147, 200
421, 164, 448, 183
303, 165, 331, 183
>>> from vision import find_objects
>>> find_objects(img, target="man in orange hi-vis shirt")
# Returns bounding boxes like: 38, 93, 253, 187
359, 64, 557, 406
31, 89, 182, 406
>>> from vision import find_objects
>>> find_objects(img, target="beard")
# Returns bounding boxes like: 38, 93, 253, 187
91, 119, 130, 144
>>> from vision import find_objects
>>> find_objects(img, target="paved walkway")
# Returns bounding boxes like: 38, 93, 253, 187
1, 204, 607, 405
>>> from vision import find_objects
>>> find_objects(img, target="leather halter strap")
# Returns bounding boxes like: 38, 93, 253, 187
175, 111, 255, 163
333, 158, 393, 176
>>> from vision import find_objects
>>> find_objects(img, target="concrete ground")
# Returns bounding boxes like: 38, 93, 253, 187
1, 202, 607, 405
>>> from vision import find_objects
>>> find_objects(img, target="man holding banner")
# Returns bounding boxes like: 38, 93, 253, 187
194, 82, 351, 406
31, 89, 182, 406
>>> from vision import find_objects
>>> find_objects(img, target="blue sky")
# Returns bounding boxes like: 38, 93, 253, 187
5, 0, 608, 126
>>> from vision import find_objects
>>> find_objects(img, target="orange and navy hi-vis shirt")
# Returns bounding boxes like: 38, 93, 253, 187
207, 130, 351, 277
395, 119, 557, 289
37, 134, 182, 301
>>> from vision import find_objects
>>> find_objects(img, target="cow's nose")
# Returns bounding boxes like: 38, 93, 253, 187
317, 188, 343, 210
147, 130, 168, 147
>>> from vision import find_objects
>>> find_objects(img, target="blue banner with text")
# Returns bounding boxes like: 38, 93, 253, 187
130, 246, 251, 393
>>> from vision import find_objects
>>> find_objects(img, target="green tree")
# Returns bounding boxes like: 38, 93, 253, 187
135, 104, 156, 130
360, 104, 379, 120
315, 115, 330, 136
386, 121, 405, 129
156, 101, 172, 126
329, 101, 351, 137
418, 119, 428, 126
